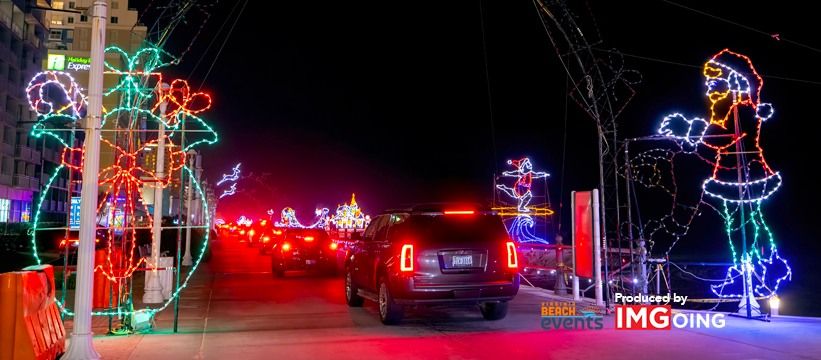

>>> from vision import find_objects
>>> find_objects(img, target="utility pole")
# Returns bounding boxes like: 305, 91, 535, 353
62, 1, 106, 359
143, 83, 169, 303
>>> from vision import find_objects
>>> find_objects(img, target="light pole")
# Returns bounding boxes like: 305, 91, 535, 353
143, 83, 169, 304
62, 1, 106, 359
182, 149, 196, 266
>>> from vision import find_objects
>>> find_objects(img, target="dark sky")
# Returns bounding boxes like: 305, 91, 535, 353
144, 1, 821, 307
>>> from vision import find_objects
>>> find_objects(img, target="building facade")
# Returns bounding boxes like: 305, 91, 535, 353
37, 0, 146, 223
0, 0, 48, 223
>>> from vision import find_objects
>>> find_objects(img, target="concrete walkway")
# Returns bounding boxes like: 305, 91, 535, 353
66, 238, 821, 360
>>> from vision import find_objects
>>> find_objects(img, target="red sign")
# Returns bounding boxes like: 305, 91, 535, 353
615, 305, 672, 330
574, 191, 593, 278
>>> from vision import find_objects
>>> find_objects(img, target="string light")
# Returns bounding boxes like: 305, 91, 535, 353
220, 183, 237, 199
648, 49, 791, 299
27, 45, 218, 318
495, 157, 553, 244
275, 207, 329, 229
328, 193, 371, 229
217, 163, 241, 186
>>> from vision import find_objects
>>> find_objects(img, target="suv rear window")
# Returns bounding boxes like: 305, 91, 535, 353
396, 214, 508, 243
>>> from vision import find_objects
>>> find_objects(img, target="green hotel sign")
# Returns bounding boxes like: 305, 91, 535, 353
47, 54, 92, 71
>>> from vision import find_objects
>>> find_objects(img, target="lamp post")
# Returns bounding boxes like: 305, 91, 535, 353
62, 1, 106, 359
142, 83, 169, 304
182, 149, 196, 266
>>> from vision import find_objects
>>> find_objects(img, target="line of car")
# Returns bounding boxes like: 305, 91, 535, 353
219, 203, 520, 324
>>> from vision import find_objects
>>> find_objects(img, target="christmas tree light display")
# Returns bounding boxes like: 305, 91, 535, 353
27, 45, 218, 318
495, 158, 553, 244
653, 49, 791, 303
328, 193, 371, 230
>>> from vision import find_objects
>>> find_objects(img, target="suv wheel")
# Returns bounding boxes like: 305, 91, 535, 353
345, 268, 364, 307
378, 276, 404, 325
479, 301, 508, 320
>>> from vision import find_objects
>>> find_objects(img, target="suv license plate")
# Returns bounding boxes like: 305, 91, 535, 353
306, 260, 317, 265
452, 255, 473, 267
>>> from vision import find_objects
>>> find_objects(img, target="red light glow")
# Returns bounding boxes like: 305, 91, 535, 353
281, 243, 291, 251
400, 244, 414, 272
444, 210, 475, 215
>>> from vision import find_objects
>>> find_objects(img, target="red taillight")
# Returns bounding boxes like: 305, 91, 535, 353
274, 230, 282, 235
444, 210, 475, 215
329, 242, 339, 251
304, 236, 314, 242
506, 241, 518, 269
240, 230, 246, 235
249, 229, 255, 237
400, 244, 414, 272
263, 236, 271, 243
281, 242, 291, 251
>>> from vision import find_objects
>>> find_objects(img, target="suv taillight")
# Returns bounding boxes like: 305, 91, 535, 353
400, 244, 414, 272
506, 241, 518, 269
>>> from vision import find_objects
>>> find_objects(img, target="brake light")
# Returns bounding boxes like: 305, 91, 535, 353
400, 244, 414, 272
304, 236, 314, 242
249, 229, 255, 237
263, 236, 271, 243
240, 230, 246, 235
329, 242, 338, 251
444, 210, 475, 215
281, 242, 291, 251
506, 241, 518, 269
274, 230, 282, 235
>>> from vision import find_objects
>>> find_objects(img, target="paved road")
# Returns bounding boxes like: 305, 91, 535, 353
88, 236, 821, 360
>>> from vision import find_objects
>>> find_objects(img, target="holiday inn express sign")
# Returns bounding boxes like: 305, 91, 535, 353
47, 54, 92, 71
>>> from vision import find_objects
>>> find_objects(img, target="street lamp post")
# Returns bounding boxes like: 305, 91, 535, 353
62, 1, 106, 359
182, 150, 196, 266
143, 84, 169, 304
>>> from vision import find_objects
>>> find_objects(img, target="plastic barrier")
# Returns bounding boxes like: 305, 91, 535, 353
93, 249, 120, 309
0, 264, 66, 360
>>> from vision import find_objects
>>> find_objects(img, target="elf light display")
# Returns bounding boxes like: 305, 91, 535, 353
328, 193, 371, 230
495, 158, 553, 244
27, 45, 218, 318
656, 49, 791, 301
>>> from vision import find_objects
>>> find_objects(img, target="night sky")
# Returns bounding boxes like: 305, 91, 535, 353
148, 1, 821, 309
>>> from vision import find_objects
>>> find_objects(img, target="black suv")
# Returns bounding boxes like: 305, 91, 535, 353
344, 204, 520, 324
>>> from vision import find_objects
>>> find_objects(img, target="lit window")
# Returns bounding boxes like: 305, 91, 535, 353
0, 199, 10, 222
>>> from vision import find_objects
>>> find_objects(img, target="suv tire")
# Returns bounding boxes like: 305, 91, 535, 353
345, 268, 364, 307
378, 276, 404, 325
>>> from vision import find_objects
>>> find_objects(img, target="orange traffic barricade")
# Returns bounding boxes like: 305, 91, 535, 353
0, 264, 66, 360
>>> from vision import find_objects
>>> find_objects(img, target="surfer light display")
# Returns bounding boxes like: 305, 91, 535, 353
495, 158, 553, 244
